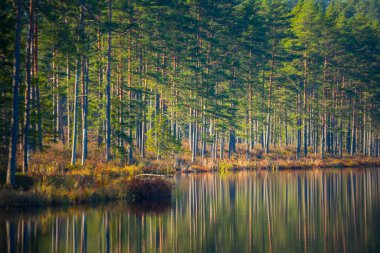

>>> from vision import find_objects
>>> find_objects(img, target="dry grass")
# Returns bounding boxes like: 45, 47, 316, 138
0, 144, 174, 207
172, 144, 380, 172
1, 142, 379, 208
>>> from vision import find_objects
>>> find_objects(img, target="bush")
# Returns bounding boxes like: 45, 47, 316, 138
127, 178, 172, 201
15, 174, 34, 190
0, 171, 33, 190
218, 162, 234, 172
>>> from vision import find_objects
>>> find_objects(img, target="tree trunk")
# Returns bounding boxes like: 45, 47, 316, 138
296, 95, 301, 160
7, 0, 23, 186
71, 4, 84, 165
81, 57, 88, 165
106, 0, 112, 161
66, 54, 71, 147
303, 51, 308, 157
228, 129, 235, 159
71, 61, 80, 166
220, 133, 224, 159
33, 4, 42, 152
351, 98, 356, 155
52, 49, 57, 142
321, 56, 327, 159
141, 75, 147, 158
97, 29, 103, 148
23, 0, 34, 173
265, 54, 274, 154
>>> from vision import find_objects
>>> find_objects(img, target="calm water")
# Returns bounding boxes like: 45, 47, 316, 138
1, 169, 380, 253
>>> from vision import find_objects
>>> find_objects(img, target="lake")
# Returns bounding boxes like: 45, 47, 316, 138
1, 169, 380, 253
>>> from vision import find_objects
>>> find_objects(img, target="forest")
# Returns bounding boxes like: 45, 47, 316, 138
1, 0, 380, 190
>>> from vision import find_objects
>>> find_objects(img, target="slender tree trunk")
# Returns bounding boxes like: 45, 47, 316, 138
347, 120, 351, 154
106, 0, 112, 161
303, 51, 308, 157
201, 107, 207, 158
246, 103, 250, 159
53, 48, 64, 145
57, 67, 64, 144
296, 95, 301, 160
214, 130, 218, 160
127, 25, 133, 164
321, 56, 328, 159
285, 110, 288, 146
33, 3, 42, 152
66, 54, 71, 147
339, 74, 345, 158
7, 0, 23, 186
228, 129, 235, 159
23, 0, 34, 173
351, 98, 356, 155
265, 56, 274, 154
52, 49, 57, 142
71, 4, 84, 166
220, 132, 224, 159
261, 67, 265, 150
189, 108, 192, 152
127, 0, 134, 164
71, 62, 80, 166
97, 29, 103, 148
192, 110, 198, 162
119, 62, 125, 163
141, 73, 147, 158
81, 57, 88, 165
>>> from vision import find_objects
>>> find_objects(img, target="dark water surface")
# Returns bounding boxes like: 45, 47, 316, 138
1, 169, 380, 253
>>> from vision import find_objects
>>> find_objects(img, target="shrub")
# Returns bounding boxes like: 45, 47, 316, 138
0, 172, 34, 190
218, 162, 234, 172
15, 173, 34, 190
127, 178, 173, 201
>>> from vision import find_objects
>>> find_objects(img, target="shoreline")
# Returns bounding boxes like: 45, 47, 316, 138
178, 157, 380, 173
1, 157, 380, 208
0, 177, 173, 208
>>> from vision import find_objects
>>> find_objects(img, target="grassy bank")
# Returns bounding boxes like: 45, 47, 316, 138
179, 145, 380, 172
0, 156, 173, 208
0, 177, 173, 208
1, 143, 379, 208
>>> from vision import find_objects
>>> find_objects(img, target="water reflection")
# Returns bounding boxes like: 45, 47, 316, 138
1, 169, 380, 253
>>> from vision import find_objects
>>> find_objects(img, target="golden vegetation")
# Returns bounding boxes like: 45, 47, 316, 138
1, 143, 379, 207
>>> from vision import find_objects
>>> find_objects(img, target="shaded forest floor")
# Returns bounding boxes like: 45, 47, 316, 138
0, 142, 380, 208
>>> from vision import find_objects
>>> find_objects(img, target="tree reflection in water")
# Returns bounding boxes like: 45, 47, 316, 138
1, 169, 380, 253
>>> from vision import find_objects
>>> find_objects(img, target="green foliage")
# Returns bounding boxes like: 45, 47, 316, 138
146, 115, 182, 158
1, 0, 380, 179
218, 161, 234, 173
